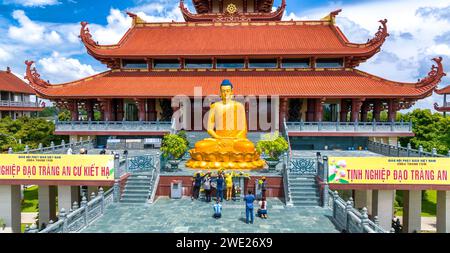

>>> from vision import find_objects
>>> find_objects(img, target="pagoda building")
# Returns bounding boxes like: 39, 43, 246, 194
0, 67, 43, 119
24, 0, 446, 149
434, 85, 450, 117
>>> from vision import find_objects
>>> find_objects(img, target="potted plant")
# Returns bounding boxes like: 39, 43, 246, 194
0, 218, 5, 231
161, 133, 188, 170
256, 132, 289, 170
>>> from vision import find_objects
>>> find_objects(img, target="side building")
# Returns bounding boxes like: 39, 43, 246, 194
0, 67, 43, 119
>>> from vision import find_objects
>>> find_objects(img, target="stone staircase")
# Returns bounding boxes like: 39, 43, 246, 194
288, 174, 321, 206
121, 173, 154, 204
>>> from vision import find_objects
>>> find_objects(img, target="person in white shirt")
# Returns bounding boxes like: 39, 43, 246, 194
213, 198, 222, 219
257, 197, 268, 219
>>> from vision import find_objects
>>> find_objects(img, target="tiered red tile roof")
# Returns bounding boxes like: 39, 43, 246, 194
25, 58, 444, 99
435, 85, 450, 95
0, 68, 35, 94
80, 12, 389, 67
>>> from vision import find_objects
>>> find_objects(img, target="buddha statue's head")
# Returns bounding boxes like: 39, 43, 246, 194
220, 79, 233, 103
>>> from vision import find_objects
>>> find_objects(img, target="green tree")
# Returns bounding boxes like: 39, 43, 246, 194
399, 109, 450, 155
160, 134, 188, 160
0, 116, 68, 152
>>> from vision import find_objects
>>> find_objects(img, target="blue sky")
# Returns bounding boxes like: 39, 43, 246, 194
0, 0, 450, 111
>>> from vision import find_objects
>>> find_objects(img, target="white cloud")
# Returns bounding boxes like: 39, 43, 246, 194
88, 9, 132, 45
8, 10, 62, 45
0, 46, 12, 61
3, 0, 60, 7
290, 0, 450, 112
37, 52, 97, 83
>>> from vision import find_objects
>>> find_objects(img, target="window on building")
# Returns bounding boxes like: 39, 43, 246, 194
282, 58, 310, 68
153, 59, 180, 69
185, 59, 213, 69
216, 59, 245, 69
122, 59, 148, 69
248, 59, 278, 68
0, 91, 9, 101
315, 58, 344, 68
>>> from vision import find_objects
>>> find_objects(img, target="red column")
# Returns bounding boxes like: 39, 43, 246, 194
388, 99, 399, 122
360, 101, 370, 122
147, 99, 157, 121
86, 100, 94, 121
351, 98, 364, 122
116, 99, 124, 121
373, 100, 382, 122
69, 100, 78, 121
340, 100, 349, 122
99, 99, 112, 121
243, 0, 248, 12
306, 99, 315, 122
135, 99, 146, 121
314, 99, 324, 122
279, 98, 288, 129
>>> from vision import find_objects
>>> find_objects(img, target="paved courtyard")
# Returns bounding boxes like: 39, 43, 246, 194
82, 197, 339, 233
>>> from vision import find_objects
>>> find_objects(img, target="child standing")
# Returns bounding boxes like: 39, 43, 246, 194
213, 198, 222, 219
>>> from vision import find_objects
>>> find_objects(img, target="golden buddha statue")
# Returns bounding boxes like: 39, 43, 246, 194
186, 80, 265, 170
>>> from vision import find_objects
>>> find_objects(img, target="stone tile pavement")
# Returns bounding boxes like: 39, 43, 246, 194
82, 197, 339, 233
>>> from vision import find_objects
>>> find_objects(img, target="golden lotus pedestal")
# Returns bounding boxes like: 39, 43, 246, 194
186, 150, 265, 170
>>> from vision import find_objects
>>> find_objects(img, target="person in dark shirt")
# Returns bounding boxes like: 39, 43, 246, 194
261, 177, 267, 199
244, 190, 256, 224
192, 172, 203, 200
216, 174, 224, 202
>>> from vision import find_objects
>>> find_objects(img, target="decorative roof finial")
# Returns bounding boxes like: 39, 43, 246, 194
79, 22, 98, 47
417, 57, 446, 88
321, 9, 342, 24
6, 66, 11, 73
126, 12, 145, 26
24, 60, 50, 89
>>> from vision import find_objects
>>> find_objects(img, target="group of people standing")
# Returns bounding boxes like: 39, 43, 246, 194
191, 171, 269, 223
191, 171, 236, 202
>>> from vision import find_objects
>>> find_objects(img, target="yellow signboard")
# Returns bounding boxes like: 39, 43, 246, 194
0, 154, 114, 181
328, 157, 450, 185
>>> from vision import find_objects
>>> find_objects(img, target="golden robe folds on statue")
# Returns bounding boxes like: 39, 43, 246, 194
186, 80, 265, 170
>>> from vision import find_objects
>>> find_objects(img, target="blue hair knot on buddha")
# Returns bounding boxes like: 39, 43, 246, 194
221, 79, 233, 88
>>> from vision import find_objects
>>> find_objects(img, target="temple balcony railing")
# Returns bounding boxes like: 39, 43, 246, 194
55, 120, 173, 133
285, 121, 412, 133
368, 140, 450, 158
0, 100, 39, 107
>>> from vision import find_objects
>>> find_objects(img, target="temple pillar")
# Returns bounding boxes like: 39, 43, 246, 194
388, 99, 399, 122
360, 101, 370, 122
171, 100, 181, 131
354, 190, 372, 212
340, 100, 349, 122
220, 0, 224, 12
373, 100, 382, 122
437, 191, 450, 233
147, 99, 157, 121
306, 99, 315, 122
99, 99, 113, 121
69, 100, 79, 121
279, 98, 288, 128
85, 100, 94, 121
117, 99, 124, 121
314, 99, 324, 122
402, 190, 422, 233
351, 98, 364, 122
58, 186, 80, 212
0, 185, 21, 233
38, 185, 57, 228
136, 99, 146, 121
372, 190, 394, 231
243, 0, 248, 12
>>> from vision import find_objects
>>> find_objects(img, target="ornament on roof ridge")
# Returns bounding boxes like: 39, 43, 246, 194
226, 3, 237, 15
